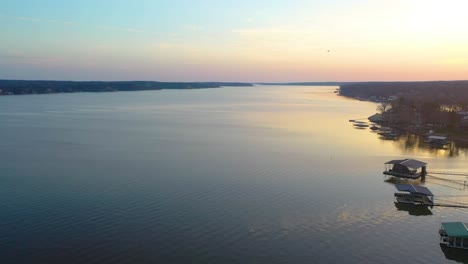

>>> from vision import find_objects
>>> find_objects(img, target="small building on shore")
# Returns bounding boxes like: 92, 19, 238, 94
384, 159, 427, 179
425, 135, 449, 146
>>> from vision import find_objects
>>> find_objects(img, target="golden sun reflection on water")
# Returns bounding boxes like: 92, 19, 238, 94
236, 85, 468, 160
233, 86, 383, 157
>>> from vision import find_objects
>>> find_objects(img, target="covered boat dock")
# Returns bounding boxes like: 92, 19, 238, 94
384, 159, 427, 179
394, 184, 434, 206
440, 222, 468, 249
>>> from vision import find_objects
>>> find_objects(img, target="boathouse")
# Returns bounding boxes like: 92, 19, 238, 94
394, 184, 434, 206
425, 135, 449, 146
440, 222, 468, 249
384, 159, 427, 179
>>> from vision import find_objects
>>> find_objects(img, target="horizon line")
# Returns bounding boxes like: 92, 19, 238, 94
2, 79, 468, 84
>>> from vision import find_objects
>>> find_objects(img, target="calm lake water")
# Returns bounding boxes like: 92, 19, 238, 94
1, 85, 467, 263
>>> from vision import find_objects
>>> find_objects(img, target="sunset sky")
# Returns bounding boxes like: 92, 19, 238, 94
1, 0, 468, 82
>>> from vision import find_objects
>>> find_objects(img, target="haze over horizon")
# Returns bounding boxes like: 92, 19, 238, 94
1, 0, 468, 82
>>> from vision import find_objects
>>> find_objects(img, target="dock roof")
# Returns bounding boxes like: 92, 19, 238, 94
395, 184, 434, 196
428, 135, 447, 140
385, 159, 427, 169
385, 159, 405, 164
441, 222, 468, 238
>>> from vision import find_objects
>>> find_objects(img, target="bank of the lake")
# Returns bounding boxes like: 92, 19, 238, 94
338, 81, 468, 146
0, 80, 253, 95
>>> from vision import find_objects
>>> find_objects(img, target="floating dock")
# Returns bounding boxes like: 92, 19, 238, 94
394, 184, 434, 206
440, 222, 468, 249
384, 159, 427, 179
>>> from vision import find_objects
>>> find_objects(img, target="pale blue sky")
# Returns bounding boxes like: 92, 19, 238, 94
1, 0, 468, 81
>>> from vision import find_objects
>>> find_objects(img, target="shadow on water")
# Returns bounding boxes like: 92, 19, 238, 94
440, 244, 468, 264
411, 133, 466, 157
393, 203, 433, 216
366, 125, 468, 157
394, 133, 464, 157
384, 176, 423, 186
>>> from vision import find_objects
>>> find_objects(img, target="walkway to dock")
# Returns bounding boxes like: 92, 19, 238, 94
432, 203, 468, 209
430, 171, 468, 177
425, 175, 468, 188
426, 172, 468, 208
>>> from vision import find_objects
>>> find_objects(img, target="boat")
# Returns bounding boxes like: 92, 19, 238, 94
354, 123, 369, 128
377, 129, 401, 139
439, 222, 468, 249
394, 184, 434, 206
369, 125, 379, 130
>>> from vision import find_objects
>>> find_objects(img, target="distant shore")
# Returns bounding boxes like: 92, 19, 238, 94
0, 80, 253, 96
338, 81, 468, 146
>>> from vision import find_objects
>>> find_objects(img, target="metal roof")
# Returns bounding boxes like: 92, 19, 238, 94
384, 159, 405, 165
441, 222, 468, 238
400, 159, 427, 169
428, 135, 447, 140
395, 184, 434, 196
385, 159, 426, 169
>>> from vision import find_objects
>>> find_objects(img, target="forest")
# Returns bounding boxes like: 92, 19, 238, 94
0, 80, 252, 95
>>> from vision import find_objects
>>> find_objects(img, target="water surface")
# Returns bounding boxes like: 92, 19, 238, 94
1, 85, 467, 263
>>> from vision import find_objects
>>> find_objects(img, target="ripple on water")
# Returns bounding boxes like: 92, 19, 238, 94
1, 86, 466, 263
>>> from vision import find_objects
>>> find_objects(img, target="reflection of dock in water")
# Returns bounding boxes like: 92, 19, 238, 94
373, 129, 465, 157
394, 202, 433, 216
440, 244, 468, 263
385, 177, 423, 185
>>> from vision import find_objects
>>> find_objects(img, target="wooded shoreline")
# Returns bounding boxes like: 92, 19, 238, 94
339, 81, 468, 145
0, 80, 253, 95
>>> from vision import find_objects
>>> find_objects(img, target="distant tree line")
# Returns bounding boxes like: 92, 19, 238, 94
339, 81, 468, 106
0, 80, 253, 95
